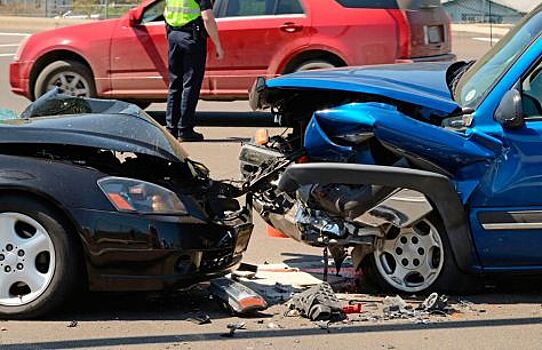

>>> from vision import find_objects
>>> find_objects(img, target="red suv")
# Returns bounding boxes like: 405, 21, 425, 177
10, 0, 454, 108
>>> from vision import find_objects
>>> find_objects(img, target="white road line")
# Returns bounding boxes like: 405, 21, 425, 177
0, 32, 30, 36
0, 44, 19, 48
0, 53, 15, 57
472, 37, 500, 43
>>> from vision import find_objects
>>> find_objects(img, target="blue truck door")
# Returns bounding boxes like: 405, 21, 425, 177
471, 61, 542, 269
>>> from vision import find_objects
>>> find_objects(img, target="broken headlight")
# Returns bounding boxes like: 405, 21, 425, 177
98, 177, 187, 215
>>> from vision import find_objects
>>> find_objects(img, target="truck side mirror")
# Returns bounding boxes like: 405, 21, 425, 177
495, 88, 525, 129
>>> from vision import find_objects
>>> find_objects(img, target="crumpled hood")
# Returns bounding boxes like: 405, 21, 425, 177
266, 62, 461, 114
0, 92, 187, 162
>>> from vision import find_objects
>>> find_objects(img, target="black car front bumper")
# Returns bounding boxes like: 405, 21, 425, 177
69, 207, 253, 292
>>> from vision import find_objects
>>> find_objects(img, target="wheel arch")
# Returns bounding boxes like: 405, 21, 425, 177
277, 163, 482, 274
29, 49, 95, 100
279, 49, 348, 74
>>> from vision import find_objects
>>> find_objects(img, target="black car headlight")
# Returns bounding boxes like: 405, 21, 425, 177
98, 177, 187, 215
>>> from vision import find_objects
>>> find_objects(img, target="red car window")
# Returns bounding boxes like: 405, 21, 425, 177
276, 0, 304, 15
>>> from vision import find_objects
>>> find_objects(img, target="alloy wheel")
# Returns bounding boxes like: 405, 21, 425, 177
47, 71, 90, 97
0, 213, 56, 306
374, 220, 444, 293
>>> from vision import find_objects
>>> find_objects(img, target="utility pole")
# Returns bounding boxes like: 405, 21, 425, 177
105, 0, 109, 19
489, 0, 493, 47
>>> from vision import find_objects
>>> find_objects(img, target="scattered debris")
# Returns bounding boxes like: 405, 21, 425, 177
67, 320, 79, 328
221, 322, 246, 338
0, 327, 7, 332
342, 303, 363, 314
266, 322, 283, 329
285, 309, 301, 317
210, 277, 268, 314
186, 313, 212, 325
289, 283, 344, 321
382, 295, 413, 319
232, 263, 259, 280
419, 293, 453, 314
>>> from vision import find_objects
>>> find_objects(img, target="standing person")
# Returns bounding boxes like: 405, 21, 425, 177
164, 0, 224, 142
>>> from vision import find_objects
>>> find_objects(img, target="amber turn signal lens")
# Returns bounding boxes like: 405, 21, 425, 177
106, 193, 135, 212
254, 128, 269, 145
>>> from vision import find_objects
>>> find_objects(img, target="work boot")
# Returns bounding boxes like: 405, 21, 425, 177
178, 129, 204, 142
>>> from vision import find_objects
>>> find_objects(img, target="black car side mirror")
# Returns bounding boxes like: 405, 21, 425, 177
495, 88, 525, 129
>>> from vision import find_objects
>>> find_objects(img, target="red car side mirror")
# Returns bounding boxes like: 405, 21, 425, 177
128, 8, 141, 27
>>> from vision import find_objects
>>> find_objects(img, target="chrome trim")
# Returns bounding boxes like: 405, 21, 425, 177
216, 14, 306, 22
482, 222, 542, 231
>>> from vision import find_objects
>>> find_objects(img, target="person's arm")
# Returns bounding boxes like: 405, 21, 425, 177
201, 9, 224, 60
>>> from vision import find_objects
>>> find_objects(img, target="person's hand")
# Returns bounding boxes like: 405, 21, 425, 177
215, 45, 224, 61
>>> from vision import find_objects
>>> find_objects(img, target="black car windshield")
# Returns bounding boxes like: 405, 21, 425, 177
455, 7, 542, 108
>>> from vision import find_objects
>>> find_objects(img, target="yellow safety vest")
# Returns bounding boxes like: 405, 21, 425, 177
164, 0, 201, 27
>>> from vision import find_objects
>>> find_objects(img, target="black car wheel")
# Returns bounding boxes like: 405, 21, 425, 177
363, 214, 477, 294
34, 60, 97, 100
0, 196, 82, 319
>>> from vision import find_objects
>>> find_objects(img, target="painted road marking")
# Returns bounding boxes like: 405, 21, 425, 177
0, 53, 15, 57
0, 44, 19, 48
472, 37, 500, 43
0, 32, 30, 36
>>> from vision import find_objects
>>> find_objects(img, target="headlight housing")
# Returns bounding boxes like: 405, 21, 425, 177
98, 177, 187, 215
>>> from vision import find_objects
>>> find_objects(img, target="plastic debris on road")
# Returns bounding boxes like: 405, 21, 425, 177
288, 282, 345, 321
210, 277, 268, 315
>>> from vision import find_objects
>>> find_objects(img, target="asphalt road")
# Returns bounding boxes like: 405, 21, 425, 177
1, 29, 542, 350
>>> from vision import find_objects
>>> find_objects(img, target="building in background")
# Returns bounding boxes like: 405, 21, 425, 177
442, 0, 539, 23
0, 0, 71, 16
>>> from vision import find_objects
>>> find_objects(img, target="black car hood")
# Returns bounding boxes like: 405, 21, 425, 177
0, 92, 188, 163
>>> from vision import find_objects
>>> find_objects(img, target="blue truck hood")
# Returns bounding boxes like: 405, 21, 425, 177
266, 63, 460, 114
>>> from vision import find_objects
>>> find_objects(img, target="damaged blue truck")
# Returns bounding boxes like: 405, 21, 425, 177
241, 5, 542, 294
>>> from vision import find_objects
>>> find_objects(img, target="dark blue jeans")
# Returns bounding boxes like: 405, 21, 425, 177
165, 27, 207, 136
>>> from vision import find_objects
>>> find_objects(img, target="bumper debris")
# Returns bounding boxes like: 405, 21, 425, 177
210, 277, 268, 314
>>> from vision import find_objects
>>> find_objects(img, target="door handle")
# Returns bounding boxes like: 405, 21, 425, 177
279, 22, 303, 33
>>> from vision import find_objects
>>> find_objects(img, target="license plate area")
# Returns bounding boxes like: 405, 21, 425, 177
425, 25, 444, 44
234, 223, 253, 255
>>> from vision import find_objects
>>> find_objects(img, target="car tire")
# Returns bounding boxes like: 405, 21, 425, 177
34, 60, 97, 100
294, 59, 338, 72
0, 196, 83, 319
362, 214, 479, 294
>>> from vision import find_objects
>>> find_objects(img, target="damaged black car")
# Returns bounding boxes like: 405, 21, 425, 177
0, 90, 252, 319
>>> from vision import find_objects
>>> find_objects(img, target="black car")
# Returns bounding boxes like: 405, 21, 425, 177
0, 91, 253, 319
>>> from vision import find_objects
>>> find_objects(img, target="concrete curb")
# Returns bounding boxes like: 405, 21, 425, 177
0, 15, 94, 33
451, 23, 512, 36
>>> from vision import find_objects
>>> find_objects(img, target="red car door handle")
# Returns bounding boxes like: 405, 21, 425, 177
280, 22, 303, 33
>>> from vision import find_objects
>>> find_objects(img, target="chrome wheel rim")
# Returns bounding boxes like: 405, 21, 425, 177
0, 213, 56, 306
374, 220, 444, 293
47, 71, 90, 97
